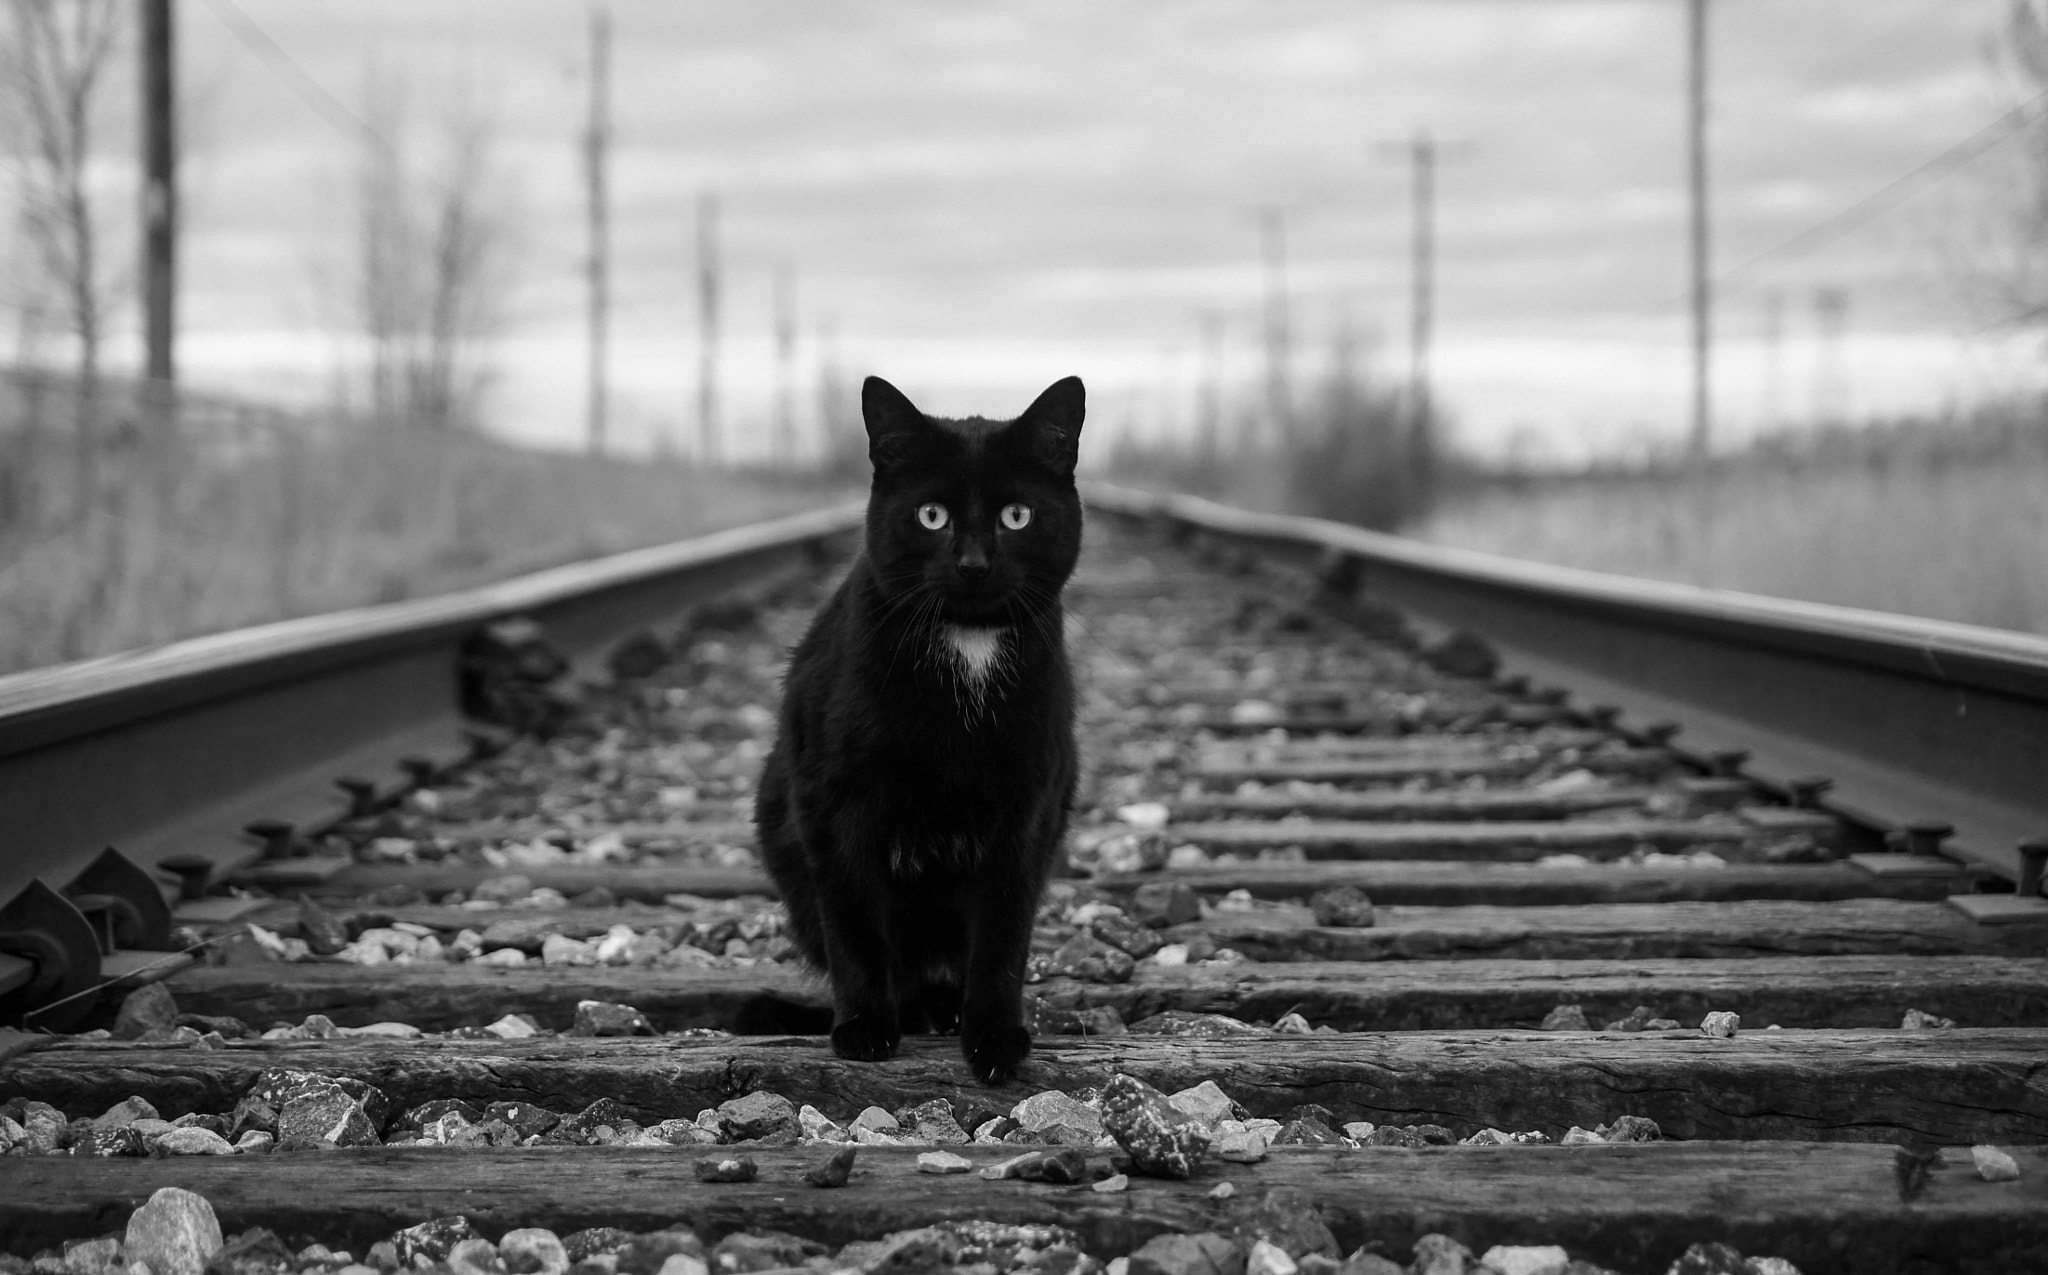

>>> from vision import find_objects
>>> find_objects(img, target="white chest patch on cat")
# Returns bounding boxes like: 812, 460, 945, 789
945, 625, 1006, 686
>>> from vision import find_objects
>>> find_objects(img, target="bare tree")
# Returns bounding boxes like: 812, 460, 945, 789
1956, 3, 2048, 336
0, 0, 119, 393
350, 76, 513, 431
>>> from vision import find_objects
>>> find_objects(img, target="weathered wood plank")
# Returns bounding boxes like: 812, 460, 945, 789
1180, 899, 2048, 960
1191, 750, 1672, 786
312, 859, 1964, 909
1194, 730, 1610, 760
1169, 818, 1744, 860
158, 955, 2048, 1034
4, 1144, 2043, 1275
1168, 788, 1657, 822
313, 864, 776, 902
9, 1031, 2046, 1147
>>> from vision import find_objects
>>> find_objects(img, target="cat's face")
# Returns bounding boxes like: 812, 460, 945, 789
861, 375, 1085, 624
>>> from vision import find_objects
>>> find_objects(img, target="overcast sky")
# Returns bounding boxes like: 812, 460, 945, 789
67, 0, 2048, 459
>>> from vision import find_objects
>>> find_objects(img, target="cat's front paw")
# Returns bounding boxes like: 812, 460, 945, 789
830, 1015, 901, 1062
962, 1024, 1031, 1085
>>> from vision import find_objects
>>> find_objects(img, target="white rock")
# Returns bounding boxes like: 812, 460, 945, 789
1476, 1245, 1568, 1275
1107, 1259, 1130, 1275
1973, 1144, 2022, 1182
1167, 1080, 1237, 1126
1272, 1012, 1312, 1034
123, 1187, 224, 1275
484, 1013, 539, 1038
978, 1151, 1041, 1180
1215, 1129, 1269, 1163
1116, 802, 1171, 830
1343, 1121, 1378, 1142
446, 1238, 500, 1275
234, 1131, 273, 1154
1092, 1173, 1129, 1194
1208, 1182, 1236, 1200
796, 1105, 845, 1141
337, 1022, 422, 1039
1744, 1260, 1801, 1275
1010, 1090, 1101, 1136
541, 934, 598, 966
1151, 944, 1190, 967
1560, 1126, 1606, 1145
916, 1150, 972, 1174
655, 1257, 708, 1275
1165, 845, 1211, 869
154, 1127, 235, 1156
498, 1228, 569, 1275
1699, 1011, 1740, 1038
595, 924, 640, 965
335, 940, 391, 966
849, 1106, 899, 1133
1245, 1240, 1296, 1275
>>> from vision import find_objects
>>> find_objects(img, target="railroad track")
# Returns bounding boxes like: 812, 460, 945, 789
5, 485, 2048, 1275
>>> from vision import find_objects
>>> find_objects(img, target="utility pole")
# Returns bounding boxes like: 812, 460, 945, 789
1196, 311, 1224, 460
1377, 129, 1469, 504
1760, 289, 1784, 434
696, 190, 721, 465
773, 263, 797, 467
1686, 0, 1712, 463
583, 3, 611, 455
141, 0, 176, 387
1813, 287, 1849, 431
1256, 207, 1291, 447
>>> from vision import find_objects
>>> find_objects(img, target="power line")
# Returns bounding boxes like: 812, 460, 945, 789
1711, 87, 2048, 298
196, 0, 385, 149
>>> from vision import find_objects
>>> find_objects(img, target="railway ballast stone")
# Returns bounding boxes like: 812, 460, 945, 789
1479, 1246, 1569, 1275
153, 1127, 234, 1156
1973, 1144, 2021, 1181
1099, 1073, 1211, 1178
570, 999, 653, 1036
716, 1091, 797, 1141
1168, 1080, 1242, 1125
1307, 887, 1374, 928
1012, 1091, 1102, 1138
1127, 1233, 1244, 1275
1406, 1234, 1479, 1275
122, 1188, 222, 1275
1047, 932, 1137, 983
113, 984, 178, 1040
1130, 881, 1201, 927
1539, 1004, 1591, 1031
498, 1228, 570, 1275
1235, 1187, 1338, 1260
391, 1218, 479, 1267
273, 1081, 379, 1148
692, 1154, 756, 1183
895, 1098, 969, 1145
803, 1145, 857, 1187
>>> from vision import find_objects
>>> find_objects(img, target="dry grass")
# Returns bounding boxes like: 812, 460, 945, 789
1418, 436, 2048, 637
0, 380, 850, 674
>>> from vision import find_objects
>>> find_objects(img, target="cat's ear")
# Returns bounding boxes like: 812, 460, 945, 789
862, 376, 928, 469
1015, 376, 1085, 474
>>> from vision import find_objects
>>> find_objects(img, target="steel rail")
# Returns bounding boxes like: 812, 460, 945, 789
0, 504, 865, 909
1084, 482, 2048, 883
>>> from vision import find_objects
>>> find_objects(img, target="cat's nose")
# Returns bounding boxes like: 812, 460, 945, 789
958, 542, 990, 579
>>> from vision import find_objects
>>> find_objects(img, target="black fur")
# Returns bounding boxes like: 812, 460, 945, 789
753, 375, 1085, 1084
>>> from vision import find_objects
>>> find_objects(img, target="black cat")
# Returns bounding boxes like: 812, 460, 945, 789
753, 374, 1085, 1085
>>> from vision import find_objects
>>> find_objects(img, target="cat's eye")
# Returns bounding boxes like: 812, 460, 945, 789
1000, 504, 1032, 530
917, 503, 949, 530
